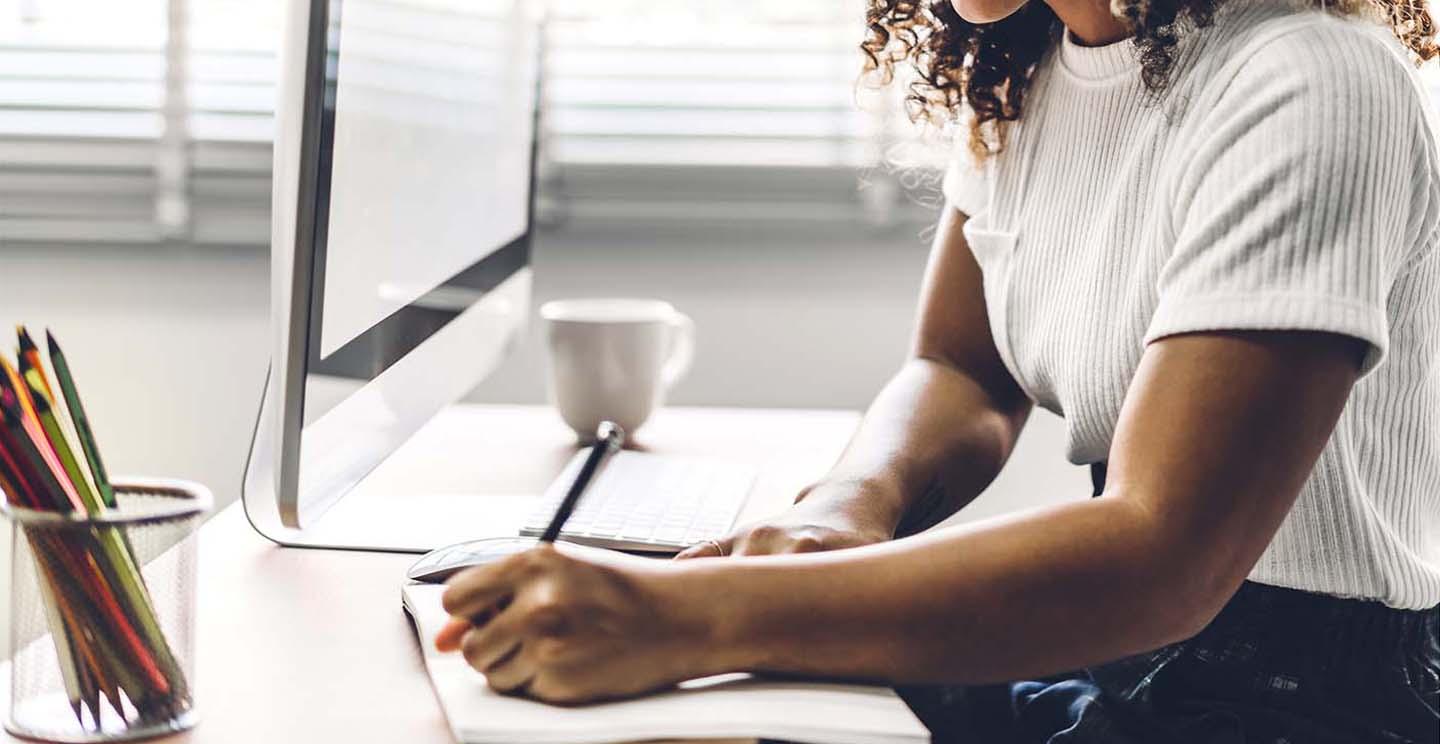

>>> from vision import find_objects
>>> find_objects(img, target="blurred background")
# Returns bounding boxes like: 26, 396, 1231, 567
8, 0, 1437, 540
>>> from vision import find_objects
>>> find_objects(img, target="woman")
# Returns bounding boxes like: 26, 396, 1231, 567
436, 0, 1440, 739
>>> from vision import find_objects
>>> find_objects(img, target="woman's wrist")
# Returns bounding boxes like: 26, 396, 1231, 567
647, 560, 768, 677
798, 470, 910, 536
647, 472, 919, 677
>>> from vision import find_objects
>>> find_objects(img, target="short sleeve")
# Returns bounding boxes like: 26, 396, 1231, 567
1145, 23, 1437, 377
942, 137, 992, 218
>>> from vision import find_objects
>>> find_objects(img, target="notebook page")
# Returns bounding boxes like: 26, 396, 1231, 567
403, 583, 928, 744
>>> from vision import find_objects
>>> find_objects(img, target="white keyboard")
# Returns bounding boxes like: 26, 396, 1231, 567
519, 450, 756, 553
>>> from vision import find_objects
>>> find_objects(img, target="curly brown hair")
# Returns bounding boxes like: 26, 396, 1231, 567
863, 0, 1438, 159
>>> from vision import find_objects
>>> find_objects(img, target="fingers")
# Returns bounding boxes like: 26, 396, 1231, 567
435, 603, 500, 652
461, 613, 525, 676
484, 643, 535, 695
674, 536, 731, 560
678, 526, 811, 558
450, 561, 559, 674
443, 546, 557, 618
459, 605, 570, 699
479, 643, 603, 705
443, 570, 513, 620
730, 524, 789, 555
730, 525, 834, 556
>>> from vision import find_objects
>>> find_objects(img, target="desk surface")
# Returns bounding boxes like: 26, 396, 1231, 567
5, 406, 858, 744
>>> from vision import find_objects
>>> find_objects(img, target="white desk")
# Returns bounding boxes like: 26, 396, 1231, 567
1, 406, 859, 743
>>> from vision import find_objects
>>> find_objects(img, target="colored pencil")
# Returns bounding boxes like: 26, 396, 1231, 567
0, 387, 75, 513
24, 376, 102, 515
45, 333, 115, 509
0, 355, 69, 497
49, 535, 168, 696
0, 354, 40, 429
0, 447, 34, 507
29, 341, 99, 511
30, 537, 147, 711
33, 561, 86, 725
74, 644, 100, 727
15, 327, 53, 402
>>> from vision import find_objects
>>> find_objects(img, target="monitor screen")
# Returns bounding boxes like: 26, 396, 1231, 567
315, 0, 534, 369
303, 0, 536, 417
242, 0, 540, 536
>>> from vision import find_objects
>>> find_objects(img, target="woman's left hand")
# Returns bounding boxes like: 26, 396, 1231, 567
435, 544, 719, 704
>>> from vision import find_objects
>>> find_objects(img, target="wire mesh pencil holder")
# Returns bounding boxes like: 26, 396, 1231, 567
3, 478, 210, 743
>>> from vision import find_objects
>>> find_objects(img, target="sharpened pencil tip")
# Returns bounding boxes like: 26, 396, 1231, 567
16, 326, 36, 353
45, 329, 59, 354
20, 375, 50, 411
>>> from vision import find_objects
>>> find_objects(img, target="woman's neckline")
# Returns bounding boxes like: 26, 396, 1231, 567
1056, 28, 1139, 82
1055, 0, 1286, 83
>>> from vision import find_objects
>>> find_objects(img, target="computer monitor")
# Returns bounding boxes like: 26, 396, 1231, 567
243, 0, 541, 547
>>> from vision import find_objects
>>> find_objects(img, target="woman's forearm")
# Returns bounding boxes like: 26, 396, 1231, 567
815, 357, 1031, 528
674, 495, 1211, 685
665, 331, 1359, 686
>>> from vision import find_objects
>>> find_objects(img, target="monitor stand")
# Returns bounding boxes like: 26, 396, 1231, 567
244, 403, 859, 553
246, 404, 579, 552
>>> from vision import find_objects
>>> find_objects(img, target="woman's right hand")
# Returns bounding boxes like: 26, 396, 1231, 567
675, 477, 901, 558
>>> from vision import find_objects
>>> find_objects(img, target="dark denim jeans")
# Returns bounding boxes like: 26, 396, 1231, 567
893, 465, 1440, 744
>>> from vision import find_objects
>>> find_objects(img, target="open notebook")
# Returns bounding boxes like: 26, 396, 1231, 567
402, 583, 929, 744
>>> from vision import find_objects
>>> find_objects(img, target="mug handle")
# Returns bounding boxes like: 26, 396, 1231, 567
661, 312, 695, 388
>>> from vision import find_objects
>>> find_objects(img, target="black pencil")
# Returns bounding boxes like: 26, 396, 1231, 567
538, 421, 624, 543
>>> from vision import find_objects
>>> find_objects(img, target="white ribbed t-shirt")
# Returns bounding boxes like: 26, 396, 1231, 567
943, 0, 1440, 609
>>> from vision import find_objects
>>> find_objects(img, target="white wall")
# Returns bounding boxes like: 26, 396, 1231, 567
0, 246, 271, 503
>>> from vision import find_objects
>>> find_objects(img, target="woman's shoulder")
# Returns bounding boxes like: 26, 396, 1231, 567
1195, 4, 1430, 112
1170, 3, 1440, 272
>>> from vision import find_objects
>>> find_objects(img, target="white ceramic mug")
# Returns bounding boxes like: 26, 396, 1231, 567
540, 298, 695, 441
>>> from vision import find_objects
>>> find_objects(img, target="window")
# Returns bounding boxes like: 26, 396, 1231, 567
1, 0, 928, 246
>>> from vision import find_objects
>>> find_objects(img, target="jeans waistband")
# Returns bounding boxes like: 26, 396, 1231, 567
1212, 580, 1439, 661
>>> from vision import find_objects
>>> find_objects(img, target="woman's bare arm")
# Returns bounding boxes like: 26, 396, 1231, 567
681, 330, 1364, 682
821, 205, 1036, 522
685, 207, 1033, 556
